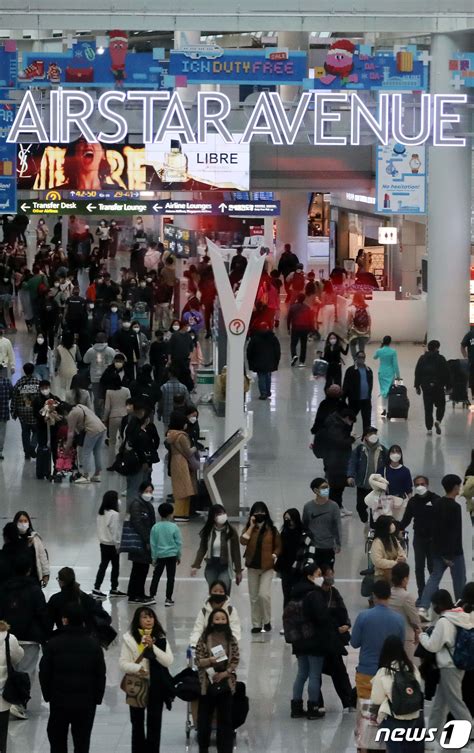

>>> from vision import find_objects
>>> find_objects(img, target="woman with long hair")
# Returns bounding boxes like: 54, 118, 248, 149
166, 413, 198, 522
55, 330, 79, 399
126, 481, 156, 605
275, 508, 315, 608
371, 635, 424, 752
189, 580, 242, 648
65, 371, 93, 410
191, 504, 242, 593
347, 291, 371, 360
119, 606, 174, 753
195, 608, 240, 753
240, 501, 281, 633
370, 515, 406, 582
373, 335, 400, 417
47, 567, 100, 631
385, 444, 413, 498
323, 331, 348, 388
12, 510, 49, 587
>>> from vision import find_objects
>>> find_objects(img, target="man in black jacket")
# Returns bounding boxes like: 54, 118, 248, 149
342, 351, 373, 430
246, 322, 281, 400
418, 474, 466, 617
320, 408, 356, 516
400, 474, 439, 602
39, 602, 106, 753
414, 339, 450, 434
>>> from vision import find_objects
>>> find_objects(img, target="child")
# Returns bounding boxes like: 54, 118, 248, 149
150, 502, 182, 606
93, 490, 125, 598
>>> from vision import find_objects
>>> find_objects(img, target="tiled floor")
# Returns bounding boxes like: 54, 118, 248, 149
2, 319, 473, 752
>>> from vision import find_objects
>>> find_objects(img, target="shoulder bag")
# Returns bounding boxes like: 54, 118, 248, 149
2, 633, 31, 707
119, 519, 144, 554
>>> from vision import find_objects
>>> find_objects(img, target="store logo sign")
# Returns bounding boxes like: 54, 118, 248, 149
5, 89, 468, 148
376, 720, 472, 748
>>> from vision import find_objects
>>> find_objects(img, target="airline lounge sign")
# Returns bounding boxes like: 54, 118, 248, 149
5, 90, 468, 148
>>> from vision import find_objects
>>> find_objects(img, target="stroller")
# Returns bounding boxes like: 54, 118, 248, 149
53, 423, 80, 483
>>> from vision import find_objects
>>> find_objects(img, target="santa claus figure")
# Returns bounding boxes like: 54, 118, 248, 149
108, 29, 128, 85
320, 39, 357, 85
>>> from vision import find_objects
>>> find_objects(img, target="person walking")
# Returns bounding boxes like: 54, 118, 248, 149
371, 515, 407, 583
54, 331, 78, 400
240, 502, 281, 633
318, 408, 356, 515
400, 475, 438, 603
92, 491, 125, 599
246, 322, 281, 400
275, 508, 316, 608
119, 607, 174, 753
191, 504, 242, 593
388, 562, 421, 662
418, 474, 467, 618
414, 339, 450, 435
39, 603, 106, 753
149, 502, 182, 606
158, 369, 190, 428
347, 292, 371, 360
302, 478, 342, 569
64, 403, 107, 484
0, 620, 24, 750
103, 373, 131, 469
342, 351, 373, 430
419, 589, 474, 750
323, 332, 348, 388
287, 293, 314, 367
0, 373, 12, 460
166, 413, 198, 521
82, 333, 116, 417
12, 510, 50, 586
460, 325, 474, 400
195, 608, 240, 753
11, 362, 40, 461
347, 427, 388, 523
373, 335, 400, 417
127, 482, 156, 604
0, 328, 15, 378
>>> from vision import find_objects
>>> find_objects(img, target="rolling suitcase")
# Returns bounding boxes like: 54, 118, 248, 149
36, 445, 52, 480
387, 380, 409, 420
447, 359, 470, 407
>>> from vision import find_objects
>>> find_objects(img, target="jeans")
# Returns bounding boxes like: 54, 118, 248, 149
91, 382, 104, 418
47, 704, 96, 753
197, 692, 234, 753
350, 336, 369, 360
257, 372, 272, 397
247, 567, 273, 627
0, 420, 6, 452
292, 654, 325, 703
290, 330, 309, 363
413, 536, 433, 600
34, 364, 50, 382
204, 557, 232, 594
127, 562, 149, 599
130, 700, 163, 753
94, 543, 119, 591
150, 556, 177, 599
422, 385, 446, 430
81, 430, 106, 478
20, 422, 37, 458
419, 553, 466, 609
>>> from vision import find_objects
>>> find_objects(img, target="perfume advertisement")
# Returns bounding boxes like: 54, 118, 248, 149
17, 135, 249, 192
376, 141, 427, 214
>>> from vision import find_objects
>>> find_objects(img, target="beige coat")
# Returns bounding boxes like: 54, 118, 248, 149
388, 586, 421, 661
370, 537, 405, 582
56, 344, 78, 380
167, 429, 198, 499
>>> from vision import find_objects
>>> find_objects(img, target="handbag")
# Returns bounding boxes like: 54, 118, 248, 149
355, 699, 385, 751
2, 634, 31, 707
173, 667, 201, 702
207, 677, 230, 697
119, 520, 144, 554
112, 443, 141, 476
120, 673, 149, 708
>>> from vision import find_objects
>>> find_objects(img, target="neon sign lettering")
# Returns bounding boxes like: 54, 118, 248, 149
6, 90, 468, 147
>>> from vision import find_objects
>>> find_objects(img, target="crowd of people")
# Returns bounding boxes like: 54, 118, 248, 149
0, 224, 472, 753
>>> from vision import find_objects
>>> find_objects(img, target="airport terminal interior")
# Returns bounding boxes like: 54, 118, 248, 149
0, 2, 473, 752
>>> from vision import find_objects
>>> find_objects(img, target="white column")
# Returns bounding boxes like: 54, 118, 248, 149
427, 33, 472, 357
275, 190, 308, 268
278, 32, 308, 103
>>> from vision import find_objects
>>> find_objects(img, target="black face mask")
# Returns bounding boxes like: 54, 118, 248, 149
254, 513, 266, 524
210, 624, 226, 632
210, 594, 226, 605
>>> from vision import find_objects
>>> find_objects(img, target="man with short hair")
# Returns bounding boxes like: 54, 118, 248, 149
159, 368, 190, 427
400, 474, 438, 601
347, 426, 388, 523
419, 474, 466, 617
351, 580, 405, 700
10, 362, 40, 460
83, 332, 116, 416
342, 350, 373, 430
414, 339, 450, 435
302, 478, 341, 568
39, 603, 106, 753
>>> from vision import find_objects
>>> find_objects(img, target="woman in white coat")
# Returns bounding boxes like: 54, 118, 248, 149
119, 607, 173, 753
0, 621, 24, 751
13, 510, 50, 587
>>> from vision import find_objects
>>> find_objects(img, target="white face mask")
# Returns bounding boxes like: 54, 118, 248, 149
329, 337, 337, 345
17, 522, 29, 534
215, 514, 228, 526
390, 453, 402, 464
89, 304, 94, 309
41, 389, 50, 396
111, 307, 118, 313
188, 416, 197, 424
313, 576, 324, 587
140, 282, 146, 288
415, 485, 428, 495
37, 337, 44, 345
133, 327, 140, 333
172, 325, 180, 331
122, 322, 131, 330
367, 435, 378, 445
141, 492, 153, 502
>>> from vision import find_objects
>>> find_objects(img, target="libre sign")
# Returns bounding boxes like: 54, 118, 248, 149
6, 90, 468, 148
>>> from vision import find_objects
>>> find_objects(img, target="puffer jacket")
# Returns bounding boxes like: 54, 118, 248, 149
189, 597, 242, 647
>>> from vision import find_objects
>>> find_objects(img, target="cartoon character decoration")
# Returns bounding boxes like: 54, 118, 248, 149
108, 29, 128, 86
320, 39, 358, 86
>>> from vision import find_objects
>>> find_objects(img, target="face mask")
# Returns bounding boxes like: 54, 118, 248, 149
210, 593, 226, 604
415, 485, 427, 495
188, 416, 197, 424
146, 278, 152, 283
390, 453, 402, 463
97, 279, 103, 284
254, 513, 266, 524
41, 389, 50, 396
318, 488, 330, 498
89, 304, 95, 310
140, 282, 146, 288
17, 522, 29, 534
367, 435, 378, 445
313, 576, 324, 587
329, 338, 337, 345
210, 624, 225, 632
215, 514, 227, 526
323, 576, 335, 586
111, 307, 118, 313
172, 325, 180, 331
54, 281, 60, 287
389, 523, 396, 534
133, 327, 140, 333
122, 322, 131, 330
141, 493, 153, 502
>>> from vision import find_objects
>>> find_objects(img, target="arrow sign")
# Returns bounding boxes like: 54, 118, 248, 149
218, 202, 227, 213
86, 203, 96, 213
153, 203, 161, 213
20, 202, 30, 212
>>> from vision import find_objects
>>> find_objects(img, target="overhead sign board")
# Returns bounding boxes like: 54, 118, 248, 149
17, 198, 280, 217
376, 140, 427, 214
378, 227, 398, 244
169, 48, 307, 85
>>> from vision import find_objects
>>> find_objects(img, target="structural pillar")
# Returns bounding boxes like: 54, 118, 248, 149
275, 190, 308, 267
427, 33, 472, 357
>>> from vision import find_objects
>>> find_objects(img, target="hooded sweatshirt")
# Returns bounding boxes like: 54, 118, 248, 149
419, 608, 474, 668
83, 342, 116, 382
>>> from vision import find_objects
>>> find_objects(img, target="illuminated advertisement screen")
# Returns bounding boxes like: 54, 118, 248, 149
163, 224, 197, 259
17, 135, 249, 192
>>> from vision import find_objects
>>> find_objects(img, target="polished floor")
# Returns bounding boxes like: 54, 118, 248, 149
2, 318, 474, 752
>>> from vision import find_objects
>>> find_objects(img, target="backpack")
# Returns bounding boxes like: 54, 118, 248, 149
282, 597, 316, 644
389, 666, 423, 716
353, 307, 369, 331
450, 625, 474, 671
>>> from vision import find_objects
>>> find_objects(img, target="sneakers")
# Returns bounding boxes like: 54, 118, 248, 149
262, 622, 272, 632
92, 589, 107, 599
340, 507, 353, 517
110, 589, 126, 597
165, 598, 174, 607
9, 704, 27, 720
434, 421, 442, 435
139, 595, 156, 605
291, 356, 298, 366
251, 627, 261, 634
427, 429, 432, 435
418, 607, 430, 622
174, 516, 189, 523
91, 474, 101, 482
297, 362, 306, 368
74, 475, 90, 484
